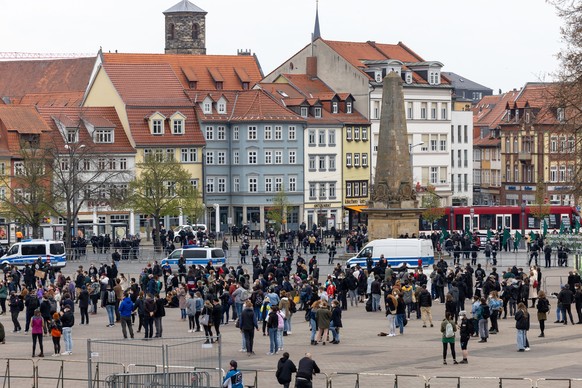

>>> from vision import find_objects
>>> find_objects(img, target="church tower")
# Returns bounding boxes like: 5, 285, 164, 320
164, 0, 207, 55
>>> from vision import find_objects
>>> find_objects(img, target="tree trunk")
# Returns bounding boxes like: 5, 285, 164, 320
31, 224, 41, 239
153, 214, 162, 252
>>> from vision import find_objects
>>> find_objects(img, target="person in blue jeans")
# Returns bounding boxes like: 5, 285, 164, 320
309, 301, 319, 345
266, 307, 280, 355
104, 287, 117, 327
395, 293, 406, 335
329, 300, 342, 344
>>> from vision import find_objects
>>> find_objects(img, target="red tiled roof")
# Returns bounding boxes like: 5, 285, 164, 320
103, 63, 191, 107
282, 74, 334, 96
473, 137, 500, 147
102, 53, 263, 91
473, 91, 520, 128
17, 91, 85, 107
0, 105, 51, 134
0, 57, 95, 100
37, 106, 136, 154
374, 42, 424, 62
126, 106, 205, 146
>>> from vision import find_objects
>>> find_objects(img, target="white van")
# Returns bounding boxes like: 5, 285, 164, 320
346, 238, 434, 269
161, 245, 226, 268
0, 239, 67, 268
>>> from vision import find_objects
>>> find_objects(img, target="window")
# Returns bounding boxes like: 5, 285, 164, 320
318, 130, 326, 145
373, 101, 380, 119
319, 183, 326, 199
233, 151, 239, 164
172, 119, 184, 135
328, 130, 336, 145
60, 159, 69, 171
98, 158, 107, 170
319, 156, 326, 170
557, 107, 565, 122
314, 107, 322, 118
464, 125, 468, 143
346, 102, 352, 114
514, 163, 519, 181
264, 126, 272, 140
568, 136, 575, 152
108, 159, 116, 170
95, 129, 113, 143
275, 177, 283, 192
457, 150, 462, 168
288, 176, 296, 192
362, 181, 368, 196
451, 125, 454, 143
275, 150, 282, 164
217, 126, 226, 140
550, 166, 557, 182
288, 126, 296, 140
300, 107, 308, 117
152, 119, 163, 135
205, 126, 214, 140
181, 148, 197, 163
430, 138, 437, 151
203, 102, 211, 114
217, 151, 226, 165
430, 166, 438, 184
206, 151, 214, 164
309, 183, 316, 199
309, 156, 316, 170
354, 153, 360, 167
431, 103, 437, 119
464, 150, 468, 167
464, 173, 468, 191
560, 136, 567, 152
458, 174, 462, 192
421, 102, 427, 119
407, 102, 413, 119
66, 129, 78, 143
505, 164, 511, 181
329, 183, 336, 198
441, 105, 447, 120
332, 102, 338, 114
218, 178, 226, 193
354, 182, 360, 197
439, 138, 447, 151
346, 153, 352, 167
329, 155, 336, 170
559, 165, 566, 182
265, 177, 273, 192
248, 126, 257, 140
346, 182, 352, 197
354, 127, 360, 141
233, 177, 240, 192
308, 130, 316, 146
346, 127, 352, 141
362, 153, 368, 167
274, 126, 282, 140
206, 178, 215, 193
289, 150, 296, 164
265, 150, 272, 164
362, 127, 368, 141
233, 126, 239, 141
248, 177, 258, 193
119, 158, 127, 170
248, 151, 257, 164
217, 102, 226, 114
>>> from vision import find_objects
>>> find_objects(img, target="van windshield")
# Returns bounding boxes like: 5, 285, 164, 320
358, 247, 373, 258
22, 244, 46, 256
183, 250, 208, 259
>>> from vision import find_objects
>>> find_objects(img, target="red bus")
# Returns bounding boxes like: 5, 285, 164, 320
419, 205, 579, 235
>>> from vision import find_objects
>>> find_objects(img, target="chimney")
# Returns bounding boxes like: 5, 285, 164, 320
306, 56, 317, 79
237, 49, 252, 56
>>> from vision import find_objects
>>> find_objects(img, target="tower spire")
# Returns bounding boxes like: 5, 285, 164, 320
312, 0, 321, 42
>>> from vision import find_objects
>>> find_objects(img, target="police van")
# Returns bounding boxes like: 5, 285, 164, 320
161, 245, 226, 268
0, 239, 67, 268
346, 238, 434, 269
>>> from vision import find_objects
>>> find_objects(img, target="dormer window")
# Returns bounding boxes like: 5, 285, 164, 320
332, 102, 338, 114
95, 128, 114, 143
152, 119, 163, 135
405, 71, 413, 84
242, 82, 249, 90
429, 71, 440, 85
203, 103, 211, 114
215, 81, 223, 90
217, 96, 227, 114
300, 107, 308, 117
557, 107, 565, 122
170, 112, 186, 135
66, 129, 78, 143
346, 102, 352, 114
314, 107, 322, 118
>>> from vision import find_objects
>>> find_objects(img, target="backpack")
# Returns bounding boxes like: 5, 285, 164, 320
445, 321, 455, 338
107, 290, 116, 304
277, 311, 285, 329
289, 298, 297, 313
365, 297, 373, 312
254, 293, 263, 307
18, 299, 24, 311
481, 305, 490, 319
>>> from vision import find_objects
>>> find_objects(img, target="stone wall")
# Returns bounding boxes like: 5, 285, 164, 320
165, 14, 206, 55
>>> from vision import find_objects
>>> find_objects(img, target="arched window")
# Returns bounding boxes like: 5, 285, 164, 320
169, 23, 175, 40
192, 23, 199, 40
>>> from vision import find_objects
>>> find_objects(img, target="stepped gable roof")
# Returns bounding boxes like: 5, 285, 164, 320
164, 0, 206, 14
0, 57, 95, 102
126, 106, 204, 146
37, 106, 135, 154
102, 53, 263, 91
17, 91, 85, 107
103, 63, 191, 107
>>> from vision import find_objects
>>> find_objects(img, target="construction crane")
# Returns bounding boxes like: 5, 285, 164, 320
0, 52, 95, 60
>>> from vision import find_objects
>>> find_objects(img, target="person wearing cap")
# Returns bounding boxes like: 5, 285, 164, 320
458, 311, 471, 363
222, 359, 243, 388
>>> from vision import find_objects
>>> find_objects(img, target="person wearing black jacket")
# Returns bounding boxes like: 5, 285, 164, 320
143, 294, 156, 339
536, 291, 550, 337
60, 306, 74, 355
153, 294, 165, 338
418, 285, 433, 328
239, 300, 258, 356
276, 352, 297, 388
24, 291, 39, 333
329, 300, 343, 344
211, 298, 222, 339
558, 284, 575, 325
458, 311, 472, 363
295, 353, 320, 388
8, 292, 22, 332
515, 302, 530, 351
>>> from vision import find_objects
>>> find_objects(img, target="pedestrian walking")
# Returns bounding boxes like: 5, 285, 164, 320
440, 312, 457, 364
276, 352, 297, 388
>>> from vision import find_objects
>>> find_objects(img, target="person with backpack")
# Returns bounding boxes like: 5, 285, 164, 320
103, 286, 117, 327
440, 312, 458, 365
267, 306, 280, 355
24, 290, 39, 333
476, 297, 490, 343
536, 290, 550, 337
458, 311, 472, 364
49, 312, 62, 356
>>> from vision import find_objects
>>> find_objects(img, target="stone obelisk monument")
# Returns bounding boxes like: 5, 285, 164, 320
363, 72, 423, 239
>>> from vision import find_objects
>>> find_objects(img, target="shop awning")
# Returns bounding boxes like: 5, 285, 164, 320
345, 205, 367, 213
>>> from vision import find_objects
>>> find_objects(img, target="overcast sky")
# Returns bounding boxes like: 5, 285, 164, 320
1, 0, 564, 93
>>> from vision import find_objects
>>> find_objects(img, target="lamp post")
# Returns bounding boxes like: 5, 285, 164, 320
470, 207, 475, 234
409, 141, 424, 183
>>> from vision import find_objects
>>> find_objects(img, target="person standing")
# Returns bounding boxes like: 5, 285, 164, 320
212, 298, 223, 341
118, 292, 134, 339
315, 301, 331, 345
558, 284, 575, 325
476, 298, 490, 343
440, 312, 458, 365
458, 311, 471, 364
201, 300, 214, 344
60, 306, 74, 355
154, 293, 165, 338
276, 352, 297, 388
239, 300, 258, 356
78, 286, 90, 325
515, 302, 530, 352
418, 285, 434, 328
295, 353, 320, 388
267, 306, 280, 355
8, 292, 22, 332
385, 292, 398, 337
49, 313, 62, 356
329, 300, 343, 344
536, 291, 550, 337
222, 360, 243, 388
143, 294, 156, 339
104, 286, 117, 327
186, 293, 197, 333
31, 309, 44, 357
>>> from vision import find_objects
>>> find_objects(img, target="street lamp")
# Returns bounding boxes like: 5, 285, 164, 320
409, 142, 424, 183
